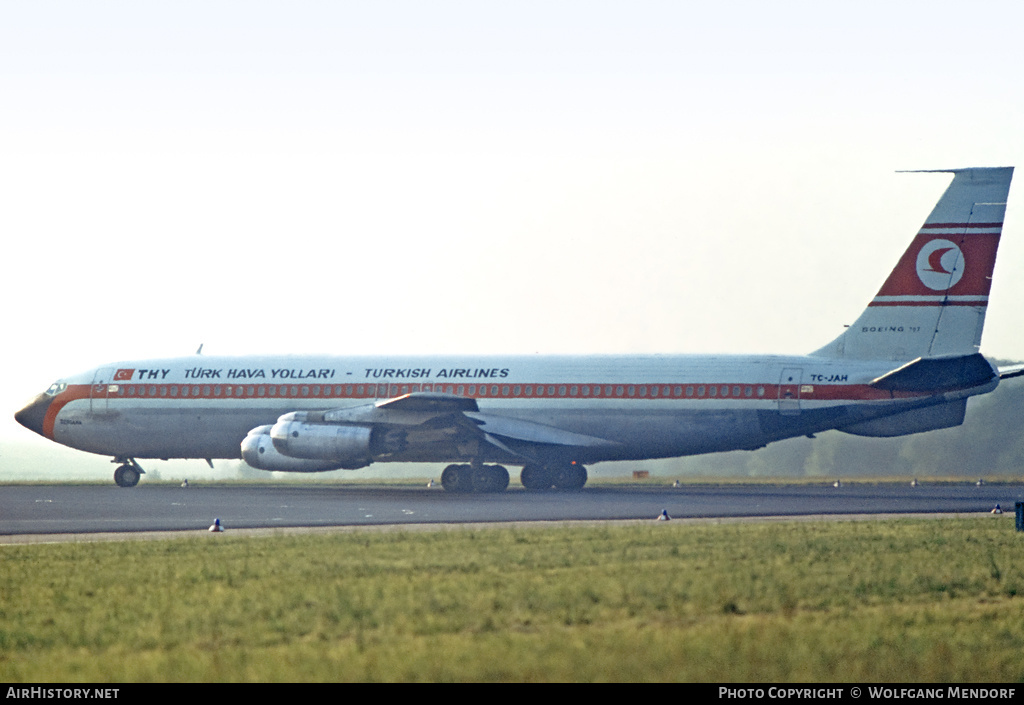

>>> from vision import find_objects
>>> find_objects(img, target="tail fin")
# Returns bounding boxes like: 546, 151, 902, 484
812, 167, 1013, 361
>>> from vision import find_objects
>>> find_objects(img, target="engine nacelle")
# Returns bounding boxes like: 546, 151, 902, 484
240, 425, 348, 473
270, 420, 374, 470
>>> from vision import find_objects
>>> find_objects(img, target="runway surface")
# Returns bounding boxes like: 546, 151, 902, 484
2, 481, 1022, 539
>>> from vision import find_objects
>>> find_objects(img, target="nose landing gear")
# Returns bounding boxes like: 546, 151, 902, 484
112, 458, 145, 487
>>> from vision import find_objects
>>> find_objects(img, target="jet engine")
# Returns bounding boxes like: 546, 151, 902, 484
269, 420, 375, 469
241, 425, 349, 472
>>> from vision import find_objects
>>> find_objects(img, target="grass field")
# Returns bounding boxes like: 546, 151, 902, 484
2, 516, 1023, 682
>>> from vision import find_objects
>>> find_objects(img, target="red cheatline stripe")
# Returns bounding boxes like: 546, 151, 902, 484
920, 222, 1002, 229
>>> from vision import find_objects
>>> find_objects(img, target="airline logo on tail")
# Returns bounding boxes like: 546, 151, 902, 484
915, 239, 964, 291
872, 227, 1000, 306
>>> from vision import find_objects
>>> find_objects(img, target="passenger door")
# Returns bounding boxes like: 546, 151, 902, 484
90, 368, 115, 414
778, 368, 803, 416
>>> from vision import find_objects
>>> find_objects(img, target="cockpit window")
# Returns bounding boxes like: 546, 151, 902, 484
45, 382, 67, 396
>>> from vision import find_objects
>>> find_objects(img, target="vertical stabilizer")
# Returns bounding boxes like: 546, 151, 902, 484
812, 167, 1013, 361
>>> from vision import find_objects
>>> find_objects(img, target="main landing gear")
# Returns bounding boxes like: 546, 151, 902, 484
520, 462, 587, 491
439, 462, 589, 492
112, 458, 145, 488
441, 464, 510, 493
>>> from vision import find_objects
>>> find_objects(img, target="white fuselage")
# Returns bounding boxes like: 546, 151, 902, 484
37, 353, 979, 466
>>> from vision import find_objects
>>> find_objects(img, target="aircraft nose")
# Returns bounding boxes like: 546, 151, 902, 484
15, 394, 52, 438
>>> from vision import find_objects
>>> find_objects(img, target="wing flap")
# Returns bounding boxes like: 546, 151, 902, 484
464, 412, 620, 449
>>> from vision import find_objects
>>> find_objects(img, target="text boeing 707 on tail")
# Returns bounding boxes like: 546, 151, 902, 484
16, 167, 1022, 491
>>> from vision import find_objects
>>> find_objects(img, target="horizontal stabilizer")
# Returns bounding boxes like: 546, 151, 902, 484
869, 353, 996, 393
998, 363, 1024, 380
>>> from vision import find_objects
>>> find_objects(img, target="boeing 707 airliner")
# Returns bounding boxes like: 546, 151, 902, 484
15, 167, 1021, 491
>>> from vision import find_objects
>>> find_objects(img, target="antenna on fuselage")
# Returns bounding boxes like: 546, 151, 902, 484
196, 343, 204, 355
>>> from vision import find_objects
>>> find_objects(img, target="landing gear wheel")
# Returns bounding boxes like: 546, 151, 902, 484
520, 464, 554, 490
552, 463, 587, 490
472, 465, 510, 493
114, 464, 140, 488
492, 465, 510, 492
441, 464, 473, 493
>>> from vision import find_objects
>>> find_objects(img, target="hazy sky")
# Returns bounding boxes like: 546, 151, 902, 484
4, 1, 1024, 453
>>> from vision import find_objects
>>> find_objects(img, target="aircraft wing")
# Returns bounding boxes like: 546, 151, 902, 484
301, 391, 479, 425
270, 391, 621, 465
373, 392, 479, 413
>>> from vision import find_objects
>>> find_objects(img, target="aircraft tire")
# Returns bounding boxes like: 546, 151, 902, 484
491, 465, 510, 492
552, 463, 587, 491
441, 464, 472, 493
114, 464, 140, 488
520, 464, 554, 490
472, 465, 509, 493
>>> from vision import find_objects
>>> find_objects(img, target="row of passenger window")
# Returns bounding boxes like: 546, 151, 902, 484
113, 383, 769, 399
